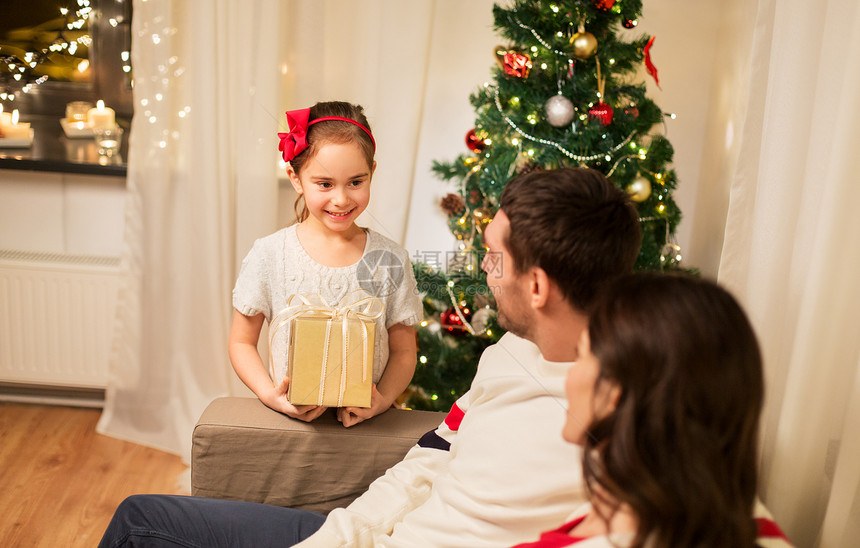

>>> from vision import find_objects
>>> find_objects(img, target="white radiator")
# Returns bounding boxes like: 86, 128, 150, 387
0, 250, 121, 389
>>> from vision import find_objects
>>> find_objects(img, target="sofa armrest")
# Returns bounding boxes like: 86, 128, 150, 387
191, 397, 445, 514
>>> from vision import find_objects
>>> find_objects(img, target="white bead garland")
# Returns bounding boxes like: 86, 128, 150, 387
509, 15, 572, 59
446, 284, 476, 335
492, 86, 634, 162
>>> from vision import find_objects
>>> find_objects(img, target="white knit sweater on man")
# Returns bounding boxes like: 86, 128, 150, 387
295, 332, 585, 548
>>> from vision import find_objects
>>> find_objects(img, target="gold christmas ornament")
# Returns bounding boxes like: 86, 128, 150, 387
569, 28, 597, 60
472, 207, 494, 234
626, 175, 652, 202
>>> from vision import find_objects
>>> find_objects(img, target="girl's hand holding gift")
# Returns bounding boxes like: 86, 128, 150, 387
338, 384, 388, 427
337, 321, 417, 427
267, 377, 328, 422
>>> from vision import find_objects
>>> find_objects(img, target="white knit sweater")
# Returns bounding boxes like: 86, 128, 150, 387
295, 332, 586, 547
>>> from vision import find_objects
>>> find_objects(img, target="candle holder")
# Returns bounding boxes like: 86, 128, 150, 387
93, 126, 123, 157
65, 101, 93, 124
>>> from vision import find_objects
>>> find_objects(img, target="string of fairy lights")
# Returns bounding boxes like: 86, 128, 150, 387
0, 0, 132, 105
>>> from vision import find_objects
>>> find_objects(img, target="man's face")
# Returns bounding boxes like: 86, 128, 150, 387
482, 210, 533, 340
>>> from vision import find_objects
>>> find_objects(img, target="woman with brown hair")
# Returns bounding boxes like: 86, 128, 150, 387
515, 273, 792, 548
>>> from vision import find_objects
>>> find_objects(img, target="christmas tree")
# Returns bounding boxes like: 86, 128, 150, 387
407, 0, 683, 411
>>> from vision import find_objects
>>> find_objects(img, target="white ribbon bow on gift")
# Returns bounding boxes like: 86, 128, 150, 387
269, 290, 383, 407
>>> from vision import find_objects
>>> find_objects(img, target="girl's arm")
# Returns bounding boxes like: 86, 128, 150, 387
338, 322, 417, 427
229, 309, 327, 421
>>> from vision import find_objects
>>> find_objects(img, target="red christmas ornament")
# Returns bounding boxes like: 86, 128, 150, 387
441, 306, 472, 337
503, 51, 532, 78
623, 104, 639, 118
594, 0, 615, 11
588, 102, 614, 126
465, 129, 487, 153
468, 189, 482, 205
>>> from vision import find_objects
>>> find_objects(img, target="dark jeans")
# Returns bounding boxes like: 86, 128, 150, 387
98, 495, 326, 547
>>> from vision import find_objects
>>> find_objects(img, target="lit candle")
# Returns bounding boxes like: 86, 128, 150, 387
0, 103, 10, 126
87, 99, 116, 130
0, 109, 32, 140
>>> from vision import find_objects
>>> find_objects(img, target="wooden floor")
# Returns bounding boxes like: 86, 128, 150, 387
0, 402, 187, 547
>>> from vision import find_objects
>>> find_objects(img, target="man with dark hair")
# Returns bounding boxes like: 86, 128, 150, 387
98, 168, 642, 547
488, 168, 640, 340
499, 168, 641, 312
296, 168, 641, 547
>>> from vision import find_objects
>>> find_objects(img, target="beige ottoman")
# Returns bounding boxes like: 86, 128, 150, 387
191, 397, 445, 514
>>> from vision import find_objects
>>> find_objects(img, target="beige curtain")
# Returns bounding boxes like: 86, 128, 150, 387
718, 0, 860, 545
97, 0, 282, 459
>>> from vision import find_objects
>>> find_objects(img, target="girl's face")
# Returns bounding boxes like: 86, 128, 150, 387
288, 141, 375, 234
562, 330, 620, 445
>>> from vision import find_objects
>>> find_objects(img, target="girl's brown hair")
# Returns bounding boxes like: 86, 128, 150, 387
584, 273, 763, 548
290, 101, 375, 222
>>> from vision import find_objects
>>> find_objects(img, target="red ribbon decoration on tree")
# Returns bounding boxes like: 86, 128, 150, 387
503, 52, 532, 78
643, 36, 661, 89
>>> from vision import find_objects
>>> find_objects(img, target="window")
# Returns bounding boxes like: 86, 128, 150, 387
0, 0, 133, 119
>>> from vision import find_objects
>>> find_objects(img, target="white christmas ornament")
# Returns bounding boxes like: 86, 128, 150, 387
470, 307, 495, 334
544, 94, 575, 127
660, 243, 683, 268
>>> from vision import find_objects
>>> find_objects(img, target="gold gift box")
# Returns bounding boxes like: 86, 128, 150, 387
287, 316, 375, 408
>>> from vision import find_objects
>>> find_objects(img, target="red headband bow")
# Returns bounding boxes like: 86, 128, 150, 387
278, 108, 376, 163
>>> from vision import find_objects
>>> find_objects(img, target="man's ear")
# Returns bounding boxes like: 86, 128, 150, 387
286, 163, 303, 195
528, 267, 552, 309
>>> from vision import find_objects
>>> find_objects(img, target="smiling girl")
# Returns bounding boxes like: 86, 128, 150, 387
229, 102, 422, 427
